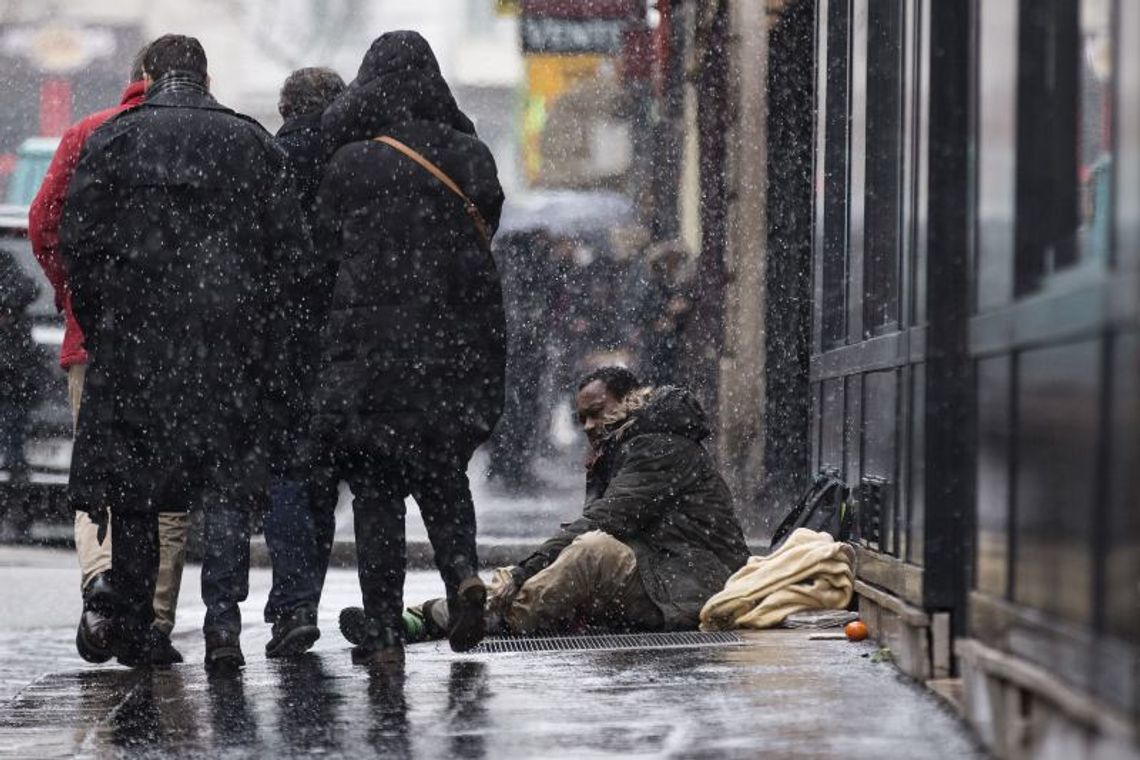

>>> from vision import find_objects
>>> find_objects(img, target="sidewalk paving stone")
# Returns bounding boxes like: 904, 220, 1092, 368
0, 547, 986, 759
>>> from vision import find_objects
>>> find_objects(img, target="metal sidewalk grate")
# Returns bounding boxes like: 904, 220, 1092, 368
468, 630, 745, 654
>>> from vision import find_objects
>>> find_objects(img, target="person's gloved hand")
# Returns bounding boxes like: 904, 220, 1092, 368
487, 566, 525, 616
86, 504, 110, 545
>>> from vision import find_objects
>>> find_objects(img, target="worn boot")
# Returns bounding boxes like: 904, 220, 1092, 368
76, 573, 115, 663
204, 628, 245, 673
266, 606, 321, 658
448, 576, 487, 653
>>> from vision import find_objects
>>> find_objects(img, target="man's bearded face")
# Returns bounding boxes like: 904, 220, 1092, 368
575, 380, 623, 450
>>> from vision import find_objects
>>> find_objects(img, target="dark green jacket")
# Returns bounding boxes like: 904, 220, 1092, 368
518, 386, 751, 630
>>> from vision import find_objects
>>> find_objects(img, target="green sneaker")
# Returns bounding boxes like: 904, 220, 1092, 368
402, 608, 427, 643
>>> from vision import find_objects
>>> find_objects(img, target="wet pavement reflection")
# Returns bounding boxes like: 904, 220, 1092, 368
0, 560, 984, 759
273, 654, 342, 752
1, 638, 988, 759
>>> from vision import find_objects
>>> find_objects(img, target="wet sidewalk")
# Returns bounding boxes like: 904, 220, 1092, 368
0, 547, 985, 759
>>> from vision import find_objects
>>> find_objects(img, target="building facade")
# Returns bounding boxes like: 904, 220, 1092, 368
677, 0, 1139, 755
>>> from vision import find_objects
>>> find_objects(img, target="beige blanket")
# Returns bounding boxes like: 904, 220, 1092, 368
699, 528, 855, 631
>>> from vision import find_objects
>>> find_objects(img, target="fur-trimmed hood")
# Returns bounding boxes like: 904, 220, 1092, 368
604, 385, 712, 444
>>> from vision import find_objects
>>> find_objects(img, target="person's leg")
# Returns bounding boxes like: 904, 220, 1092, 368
263, 479, 321, 623
106, 509, 159, 666
262, 479, 323, 657
349, 465, 408, 634
200, 492, 252, 671
407, 448, 486, 652
200, 496, 251, 635
343, 460, 408, 665
505, 531, 661, 634
407, 462, 478, 599
75, 512, 112, 589
67, 362, 119, 663
308, 474, 341, 605
68, 363, 114, 591
152, 511, 189, 635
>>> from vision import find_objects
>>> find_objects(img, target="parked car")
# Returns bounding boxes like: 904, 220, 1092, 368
4, 138, 60, 207
0, 204, 71, 540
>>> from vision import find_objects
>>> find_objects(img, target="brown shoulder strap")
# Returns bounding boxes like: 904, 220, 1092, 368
372, 135, 492, 250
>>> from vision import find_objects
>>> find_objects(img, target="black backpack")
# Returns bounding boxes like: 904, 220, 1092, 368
769, 473, 852, 551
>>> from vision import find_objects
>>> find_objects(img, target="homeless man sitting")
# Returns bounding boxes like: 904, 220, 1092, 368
340, 366, 752, 643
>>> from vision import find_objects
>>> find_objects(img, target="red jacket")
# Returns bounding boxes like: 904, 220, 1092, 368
28, 81, 146, 369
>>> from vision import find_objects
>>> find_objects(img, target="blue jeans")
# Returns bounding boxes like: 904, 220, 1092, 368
262, 480, 322, 623
201, 499, 251, 633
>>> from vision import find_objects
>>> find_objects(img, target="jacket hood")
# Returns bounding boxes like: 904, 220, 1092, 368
322, 30, 476, 152
356, 30, 442, 83
611, 386, 712, 443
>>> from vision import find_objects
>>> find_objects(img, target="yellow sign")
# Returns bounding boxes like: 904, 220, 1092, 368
525, 54, 605, 100
522, 55, 606, 183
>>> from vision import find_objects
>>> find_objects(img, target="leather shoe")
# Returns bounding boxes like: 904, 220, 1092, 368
204, 628, 245, 673
266, 607, 321, 658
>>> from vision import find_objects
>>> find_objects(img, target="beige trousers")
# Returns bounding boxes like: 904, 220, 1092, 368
69, 363, 189, 635
504, 530, 662, 635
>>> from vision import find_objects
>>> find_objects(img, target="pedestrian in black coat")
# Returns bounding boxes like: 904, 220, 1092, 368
309, 30, 506, 663
60, 35, 317, 669
260, 65, 346, 658
275, 67, 346, 218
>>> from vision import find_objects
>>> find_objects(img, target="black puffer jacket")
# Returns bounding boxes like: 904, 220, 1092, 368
311, 31, 506, 456
60, 77, 316, 512
517, 387, 751, 630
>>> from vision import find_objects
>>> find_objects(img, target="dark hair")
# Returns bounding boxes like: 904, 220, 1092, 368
129, 43, 149, 82
143, 34, 207, 84
577, 366, 641, 399
278, 67, 346, 120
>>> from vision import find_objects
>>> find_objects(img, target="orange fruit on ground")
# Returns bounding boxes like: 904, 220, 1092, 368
845, 620, 868, 642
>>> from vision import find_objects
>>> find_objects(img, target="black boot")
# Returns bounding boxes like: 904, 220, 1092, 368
448, 576, 487, 653
205, 628, 245, 673
147, 628, 184, 666
266, 606, 321, 658
110, 605, 157, 669
76, 573, 115, 663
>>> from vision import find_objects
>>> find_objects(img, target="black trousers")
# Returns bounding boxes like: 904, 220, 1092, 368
315, 440, 480, 631
107, 510, 159, 638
